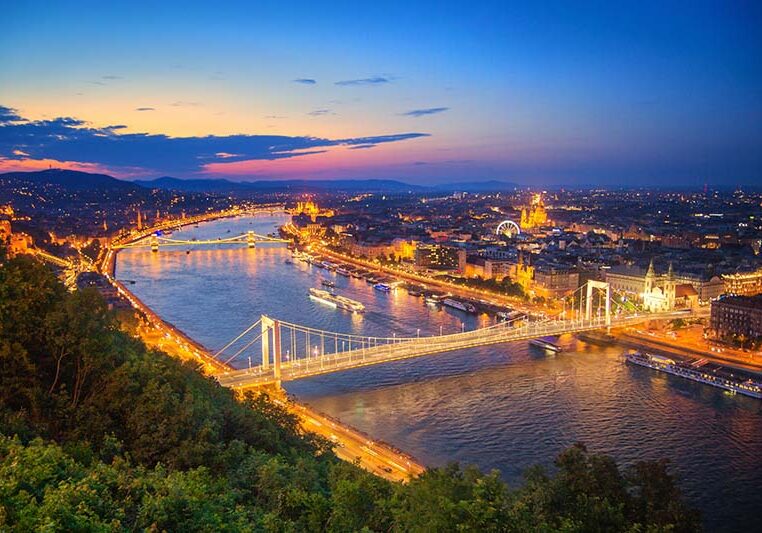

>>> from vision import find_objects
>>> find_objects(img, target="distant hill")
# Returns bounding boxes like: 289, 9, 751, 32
0, 169, 142, 192
1, 169, 518, 195
135, 176, 519, 194
134, 177, 427, 193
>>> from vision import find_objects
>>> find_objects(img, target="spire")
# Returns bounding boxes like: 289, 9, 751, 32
667, 261, 674, 279
646, 258, 655, 278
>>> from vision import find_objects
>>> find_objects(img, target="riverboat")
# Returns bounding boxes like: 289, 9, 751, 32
442, 298, 476, 314
424, 293, 444, 306
308, 288, 365, 313
625, 351, 762, 399
529, 337, 563, 353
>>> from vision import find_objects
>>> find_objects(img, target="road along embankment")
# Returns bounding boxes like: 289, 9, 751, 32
614, 330, 762, 376
104, 226, 425, 482
315, 246, 550, 315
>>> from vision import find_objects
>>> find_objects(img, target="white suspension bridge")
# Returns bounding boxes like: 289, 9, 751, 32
112, 230, 289, 251
213, 280, 693, 389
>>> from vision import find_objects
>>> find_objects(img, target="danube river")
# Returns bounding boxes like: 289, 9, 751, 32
117, 215, 762, 531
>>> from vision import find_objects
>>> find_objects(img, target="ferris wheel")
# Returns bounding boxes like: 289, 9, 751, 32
496, 219, 521, 237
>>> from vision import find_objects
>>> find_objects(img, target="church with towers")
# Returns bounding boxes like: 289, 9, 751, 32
642, 260, 677, 312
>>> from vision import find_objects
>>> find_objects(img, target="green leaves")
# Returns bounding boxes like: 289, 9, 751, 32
0, 257, 701, 532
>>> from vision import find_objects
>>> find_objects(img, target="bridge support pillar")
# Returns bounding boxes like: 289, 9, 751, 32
261, 315, 273, 369
585, 280, 611, 329
247, 230, 256, 248
150, 234, 159, 252
273, 320, 282, 388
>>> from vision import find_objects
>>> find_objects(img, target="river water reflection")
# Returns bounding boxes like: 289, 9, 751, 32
117, 215, 762, 531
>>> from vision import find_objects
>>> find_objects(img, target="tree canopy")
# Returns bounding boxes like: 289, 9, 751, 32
0, 256, 701, 531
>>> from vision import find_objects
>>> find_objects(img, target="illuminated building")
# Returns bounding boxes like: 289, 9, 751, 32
606, 263, 723, 305
0, 219, 33, 257
711, 295, 762, 340
414, 244, 466, 271
642, 261, 676, 312
723, 268, 762, 297
520, 193, 549, 230
293, 200, 334, 222
464, 256, 514, 280
515, 252, 535, 293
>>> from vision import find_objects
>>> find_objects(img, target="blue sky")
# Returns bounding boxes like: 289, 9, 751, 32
1, 1, 760, 186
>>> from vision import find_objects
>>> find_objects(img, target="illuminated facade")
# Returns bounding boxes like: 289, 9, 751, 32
711, 295, 762, 340
723, 268, 762, 297
293, 200, 334, 222
520, 193, 549, 230
0, 219, 33, 257
642, 261, 676, 312
414, 244, 465, 270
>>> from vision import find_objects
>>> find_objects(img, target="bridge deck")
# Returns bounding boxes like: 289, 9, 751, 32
215, 311, 689, 388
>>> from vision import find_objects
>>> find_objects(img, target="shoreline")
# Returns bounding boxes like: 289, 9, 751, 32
102, 210, 426, 482
314, 245, 551, 316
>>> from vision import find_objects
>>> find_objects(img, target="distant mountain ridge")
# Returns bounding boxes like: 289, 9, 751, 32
0, 169, 141, 192
136, 176, 520, 193
1, 169, 519, 194
134, 177, 429, 193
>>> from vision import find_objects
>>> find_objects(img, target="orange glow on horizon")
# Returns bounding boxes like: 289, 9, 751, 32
0, 157, 116, 175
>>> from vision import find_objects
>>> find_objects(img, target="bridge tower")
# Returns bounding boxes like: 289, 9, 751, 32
260, 315, 282, 387
584, 280, 611, 327
247, 230, 256, 248
261, 316, 272, 369
150, 234, 159, 252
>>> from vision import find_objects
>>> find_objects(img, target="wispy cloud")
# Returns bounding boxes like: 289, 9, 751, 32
401, 107, 449, 117
170, 101, 202, 107
0, 105, 429, 175
348, 144, 376, 150
293, 78, 317, 85
102, 75, 123, 80
307, 109, 334, 116
335, 76, 392, 87
135, 107, 155, 112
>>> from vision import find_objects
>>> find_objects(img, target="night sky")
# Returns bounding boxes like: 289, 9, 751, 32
1, 1, 760, 187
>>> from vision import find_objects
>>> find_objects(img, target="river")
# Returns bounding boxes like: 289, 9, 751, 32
116, 214, 762, 531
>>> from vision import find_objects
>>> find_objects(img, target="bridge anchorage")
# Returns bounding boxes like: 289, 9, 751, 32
211, 281, 693, 390
114, 230, 290, 252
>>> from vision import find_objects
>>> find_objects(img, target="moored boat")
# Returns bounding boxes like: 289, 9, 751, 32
625, 351, 762, 399
442, 298, 476, 314
529, 337, 563, 353
308, 288, 365, 313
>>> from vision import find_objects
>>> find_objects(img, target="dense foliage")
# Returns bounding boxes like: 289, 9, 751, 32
0, 256, 701, 531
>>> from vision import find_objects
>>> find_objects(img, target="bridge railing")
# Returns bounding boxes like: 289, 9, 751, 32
216, 309, 692, 386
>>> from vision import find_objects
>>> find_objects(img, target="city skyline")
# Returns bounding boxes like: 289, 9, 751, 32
2, 1, 761, 187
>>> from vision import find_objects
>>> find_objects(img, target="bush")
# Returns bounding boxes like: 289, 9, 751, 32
0, 256, 701, 531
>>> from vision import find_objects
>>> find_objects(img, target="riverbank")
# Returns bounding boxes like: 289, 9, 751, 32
616, 329, 762, 376
314, 245, 551, 315
103, 217, 425, 483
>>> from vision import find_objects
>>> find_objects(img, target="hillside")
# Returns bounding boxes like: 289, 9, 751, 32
0, 169, 143, 192
136, 176, 520, 194
0, 255, 701, 531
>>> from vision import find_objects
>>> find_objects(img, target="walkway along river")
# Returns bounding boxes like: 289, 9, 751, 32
115, 214, 762, 532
